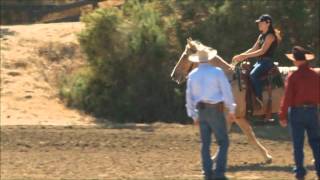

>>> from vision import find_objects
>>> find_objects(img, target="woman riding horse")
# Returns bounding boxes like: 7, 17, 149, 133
232, 14, 281, 108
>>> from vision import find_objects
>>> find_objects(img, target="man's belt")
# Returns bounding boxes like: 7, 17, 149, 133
196, 102, 224, 112
292, 104, 319, 108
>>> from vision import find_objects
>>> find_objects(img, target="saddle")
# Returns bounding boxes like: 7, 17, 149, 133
235, 61, 284, 120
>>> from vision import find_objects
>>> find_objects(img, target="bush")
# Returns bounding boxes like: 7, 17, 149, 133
62, 1, 187, 123
59, 67, 93, 109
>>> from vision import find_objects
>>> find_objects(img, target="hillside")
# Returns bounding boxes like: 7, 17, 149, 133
0, 22, 95, 125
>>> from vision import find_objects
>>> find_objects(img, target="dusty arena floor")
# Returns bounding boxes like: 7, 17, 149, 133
1, 124, 318, 180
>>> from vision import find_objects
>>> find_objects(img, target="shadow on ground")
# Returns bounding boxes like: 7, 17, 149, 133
229, 163, 315, 172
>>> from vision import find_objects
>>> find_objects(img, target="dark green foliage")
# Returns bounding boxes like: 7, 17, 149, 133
61, 0, 319, 123
65, 1, 187, 122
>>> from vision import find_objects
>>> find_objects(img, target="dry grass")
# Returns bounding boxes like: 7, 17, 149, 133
0, 22, 94, 126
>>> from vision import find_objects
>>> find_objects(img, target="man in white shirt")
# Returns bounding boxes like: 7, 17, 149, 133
186, 46, 236, 180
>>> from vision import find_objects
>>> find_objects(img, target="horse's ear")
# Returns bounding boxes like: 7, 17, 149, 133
187, 37, 193, 44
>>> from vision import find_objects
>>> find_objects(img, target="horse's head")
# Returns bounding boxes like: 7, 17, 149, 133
171, 39, 234, 84
170, 39, 201, 84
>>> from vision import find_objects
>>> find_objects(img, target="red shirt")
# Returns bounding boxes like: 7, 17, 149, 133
279, 63, 320, 122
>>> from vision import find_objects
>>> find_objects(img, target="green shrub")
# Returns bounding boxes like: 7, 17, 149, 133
62, 1, 187, 123
59, 67, 93, 109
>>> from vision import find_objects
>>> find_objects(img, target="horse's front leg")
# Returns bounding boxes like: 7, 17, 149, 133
212, 117, 272, 163
234, 117, 272, 163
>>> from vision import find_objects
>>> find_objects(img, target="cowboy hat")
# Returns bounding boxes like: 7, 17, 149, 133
188, 46, 217, 63
285, 46, 315, 61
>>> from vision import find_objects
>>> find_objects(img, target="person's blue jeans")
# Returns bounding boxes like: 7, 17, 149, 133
288, 106, 320, 178
199, 106, 229, 179
250, 57, 274, 99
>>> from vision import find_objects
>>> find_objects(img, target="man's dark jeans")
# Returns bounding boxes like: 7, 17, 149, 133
199, 105, 229, 179
289, 106, 320, 178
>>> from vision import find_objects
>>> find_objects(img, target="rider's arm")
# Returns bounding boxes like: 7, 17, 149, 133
232, 35, 261, 62
242, 34, 275, 59
242, 35, 261, 54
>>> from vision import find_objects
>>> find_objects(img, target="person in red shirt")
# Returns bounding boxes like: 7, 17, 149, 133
279, 46, 320, 180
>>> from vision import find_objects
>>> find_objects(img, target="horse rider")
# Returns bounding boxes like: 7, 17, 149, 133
232, 14, 281, 108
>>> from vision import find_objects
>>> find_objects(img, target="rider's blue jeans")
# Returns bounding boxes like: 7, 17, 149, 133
250, 57, 274, 100
289, 106, 320, 178
199, 105, 229, 179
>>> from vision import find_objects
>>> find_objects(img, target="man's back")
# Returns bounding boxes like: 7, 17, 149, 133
188, 64, 226, 103
287, 65, 320, 106
186, 63, 235, 119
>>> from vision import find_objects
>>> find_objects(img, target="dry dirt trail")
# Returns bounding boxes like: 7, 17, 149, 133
0, 23, 318, 180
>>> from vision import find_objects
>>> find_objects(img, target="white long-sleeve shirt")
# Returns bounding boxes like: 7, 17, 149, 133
186, 63, 236, 119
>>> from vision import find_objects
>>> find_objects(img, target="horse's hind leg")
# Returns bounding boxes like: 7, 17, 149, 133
227, 117, 234, 133
235, 118, 272, 163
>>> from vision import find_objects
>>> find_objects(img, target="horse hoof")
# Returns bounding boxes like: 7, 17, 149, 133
265, 156, 272, 164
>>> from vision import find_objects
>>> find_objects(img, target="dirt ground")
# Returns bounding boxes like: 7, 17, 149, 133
0, 23, 318, 180
1, 124, 318, 180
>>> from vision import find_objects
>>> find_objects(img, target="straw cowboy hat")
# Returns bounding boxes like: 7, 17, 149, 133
188, 46, 217, 63
285, 46, 315, 61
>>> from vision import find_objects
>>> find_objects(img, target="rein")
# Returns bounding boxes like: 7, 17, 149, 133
234, 62, 243, 91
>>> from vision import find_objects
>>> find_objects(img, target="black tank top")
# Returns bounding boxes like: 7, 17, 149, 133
258, 32, 277, 58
